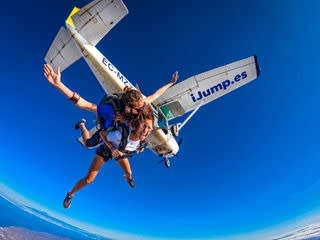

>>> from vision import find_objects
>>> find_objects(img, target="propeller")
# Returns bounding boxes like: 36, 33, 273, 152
158, 158, 166, 164
157, 157, 170, 168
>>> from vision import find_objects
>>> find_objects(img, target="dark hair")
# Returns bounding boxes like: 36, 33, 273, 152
121, 87, 143, 107
114, 87, 144, 123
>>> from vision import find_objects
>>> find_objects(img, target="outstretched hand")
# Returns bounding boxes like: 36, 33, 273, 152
170, 71, 179, 84
43, 64, 61, 87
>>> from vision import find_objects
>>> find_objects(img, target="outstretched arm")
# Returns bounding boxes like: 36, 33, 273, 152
145, 71, 179, 104
43, 64, 97, 112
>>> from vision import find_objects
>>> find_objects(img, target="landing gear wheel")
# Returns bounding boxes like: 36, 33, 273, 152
165, 159, 171, 168
171, 125, 179, 137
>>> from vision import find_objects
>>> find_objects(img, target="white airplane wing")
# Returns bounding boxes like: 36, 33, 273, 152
45, 0, 128, 72
44, 27, 82, 72
153, 56, 260, 120
71, 0, 128, 46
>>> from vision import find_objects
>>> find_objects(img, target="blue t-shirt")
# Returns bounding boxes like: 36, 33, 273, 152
97, 103, 115, 129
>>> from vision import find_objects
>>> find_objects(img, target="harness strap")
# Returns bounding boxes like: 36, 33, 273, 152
118, 123, 130, 152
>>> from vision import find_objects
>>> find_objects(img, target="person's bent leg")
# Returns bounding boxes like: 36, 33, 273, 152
70, 155, 105, 194
77, 120, 102, 148
63, 155, 105, 208
85, 130, 102, 147
78, 121, 91, 143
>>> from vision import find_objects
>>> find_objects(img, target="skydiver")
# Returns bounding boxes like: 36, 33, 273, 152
62, 106, 154, 208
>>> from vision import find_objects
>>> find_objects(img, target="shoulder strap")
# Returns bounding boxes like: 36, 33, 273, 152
118, 123, 130, 152
139, 140, 147, 149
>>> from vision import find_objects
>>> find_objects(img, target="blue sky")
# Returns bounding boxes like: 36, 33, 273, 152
1, 0, 320, 239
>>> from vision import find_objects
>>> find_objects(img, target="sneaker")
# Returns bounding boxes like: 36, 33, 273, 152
63, 192, 73, 208
75, 119, 86, 129
125, 175, 135, 188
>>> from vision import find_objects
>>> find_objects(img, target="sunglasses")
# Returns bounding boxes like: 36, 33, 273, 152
129, 102, 146, 112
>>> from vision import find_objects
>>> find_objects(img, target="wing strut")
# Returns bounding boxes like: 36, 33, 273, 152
169, 103, 202, 137
177, 104, 201, 131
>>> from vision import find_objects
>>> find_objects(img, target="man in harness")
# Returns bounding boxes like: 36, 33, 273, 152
75, 87, 148, 149
43, 63, 179, 130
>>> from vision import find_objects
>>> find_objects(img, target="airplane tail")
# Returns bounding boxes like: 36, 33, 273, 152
44, 0, 128, 72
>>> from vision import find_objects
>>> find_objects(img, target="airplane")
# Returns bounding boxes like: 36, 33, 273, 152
44, 0, 260, 168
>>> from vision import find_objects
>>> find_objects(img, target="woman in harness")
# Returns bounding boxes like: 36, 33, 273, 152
43, 63, 179, 132
63, 105, 154, 209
